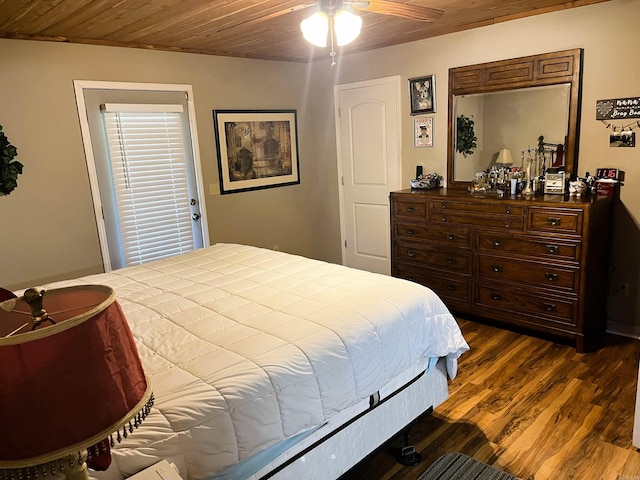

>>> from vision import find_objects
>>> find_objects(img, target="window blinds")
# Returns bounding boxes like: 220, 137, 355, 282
101, 104, 195, 267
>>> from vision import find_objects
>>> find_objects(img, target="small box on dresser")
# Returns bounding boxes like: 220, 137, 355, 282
390, 189, 613, 352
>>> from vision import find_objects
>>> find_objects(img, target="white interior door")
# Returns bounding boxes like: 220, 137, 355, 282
335, 76, 401, 275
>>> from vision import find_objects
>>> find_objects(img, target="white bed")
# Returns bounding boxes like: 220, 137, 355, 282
41, 244, 468, 480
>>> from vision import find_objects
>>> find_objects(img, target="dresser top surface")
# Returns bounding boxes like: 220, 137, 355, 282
391, 188, 612, 207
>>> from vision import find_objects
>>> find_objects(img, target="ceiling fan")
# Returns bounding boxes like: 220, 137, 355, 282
218, 1, 443, 64
300, 0, 444, 22
218, 1, 444, 34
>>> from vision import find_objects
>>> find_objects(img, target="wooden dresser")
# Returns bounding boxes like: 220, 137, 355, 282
390, 189, 613, 352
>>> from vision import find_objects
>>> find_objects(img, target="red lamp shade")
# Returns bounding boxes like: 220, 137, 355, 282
0, 285, 153, 475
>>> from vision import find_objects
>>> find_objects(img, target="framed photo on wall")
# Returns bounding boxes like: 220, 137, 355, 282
409, 74, 436, 115
610, 130, 636, 147
213, 109, 300, 194
414, 117, 434, 147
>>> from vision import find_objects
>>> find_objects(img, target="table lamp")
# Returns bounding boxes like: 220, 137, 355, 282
0, 285, 153, 480
496, 148, 514, 166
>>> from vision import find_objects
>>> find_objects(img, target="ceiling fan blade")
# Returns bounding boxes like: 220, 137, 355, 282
217, 3, 316, 34
352, 0, 444, 22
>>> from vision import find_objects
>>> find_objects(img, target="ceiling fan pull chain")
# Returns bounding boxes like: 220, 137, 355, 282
330, 0, 337, 66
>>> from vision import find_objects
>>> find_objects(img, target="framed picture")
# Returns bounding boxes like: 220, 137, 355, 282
414, 117, 434, 147
409, 74, 436, 115
610, 130, 636, 148
213, 109, 300, 194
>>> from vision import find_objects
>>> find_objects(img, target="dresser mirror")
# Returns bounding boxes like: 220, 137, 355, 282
447, 49, 583, 189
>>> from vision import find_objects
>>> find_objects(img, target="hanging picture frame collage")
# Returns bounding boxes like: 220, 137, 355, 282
409, 74, 435, 148
596, 96, 639, 148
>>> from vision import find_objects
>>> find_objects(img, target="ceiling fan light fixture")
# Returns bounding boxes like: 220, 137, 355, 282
334, 9, 362, 46
301, 11, 329, 47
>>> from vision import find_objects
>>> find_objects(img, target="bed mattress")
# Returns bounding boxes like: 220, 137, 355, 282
41, 244, 468, 480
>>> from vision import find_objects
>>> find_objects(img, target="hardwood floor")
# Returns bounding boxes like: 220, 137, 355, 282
341, 318, 640, 479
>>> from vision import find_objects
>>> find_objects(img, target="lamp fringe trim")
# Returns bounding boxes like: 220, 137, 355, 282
109, 393, 154, 447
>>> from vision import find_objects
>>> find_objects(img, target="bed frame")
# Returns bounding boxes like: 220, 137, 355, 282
250, 359, 449, 479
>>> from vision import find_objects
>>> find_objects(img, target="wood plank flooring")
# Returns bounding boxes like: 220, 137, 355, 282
341, 318, 640, 479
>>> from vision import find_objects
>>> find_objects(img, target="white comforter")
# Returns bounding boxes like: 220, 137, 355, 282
47, 244, 468, 479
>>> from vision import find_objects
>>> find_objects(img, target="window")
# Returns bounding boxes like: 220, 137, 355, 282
102, 104, 196, 266
74, 81, 208, 272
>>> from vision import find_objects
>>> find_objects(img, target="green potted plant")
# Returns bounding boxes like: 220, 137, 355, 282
0, 124, 24, 195
456, 115, 477, 157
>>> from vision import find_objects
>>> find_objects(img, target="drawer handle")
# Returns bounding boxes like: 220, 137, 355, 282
446, 284, 456, 291
491, 293, 503, 301
505, 208, 511, 214
447, 234, 456, 241
548, 217, 561, 226
407, 250, 416, 257
406, 229, 417, 235
441, 204, 446, 209
493, 240, 503, 248
407, 206, 415, 213
545, 272, 559, 281
441, 216, 447, 222
543, 303, 557, 312
492, 265, 503, 273
504, 221, 511, 229
447, 258, 457, 265
547, 245, 559, 254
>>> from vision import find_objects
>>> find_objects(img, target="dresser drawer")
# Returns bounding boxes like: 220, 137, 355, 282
396, 242, 472, 274
431, 199, 523, 216
395, 264, 471, 303
394, 222, 471, 247
527, 207, 583, 235
476, 283, 577, 325
476, 254, 579, 292
432, 211, 523, 231
393, 199, 428, 219
476, 232, 581, 262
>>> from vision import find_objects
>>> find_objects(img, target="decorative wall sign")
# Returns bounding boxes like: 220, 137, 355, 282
597, 97, 640, 145
213, 110, 300, 194
596, 97, 640, 120
414, 117, 433, 147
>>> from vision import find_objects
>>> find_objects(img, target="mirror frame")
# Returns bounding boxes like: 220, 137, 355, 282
447, 49, 583, 190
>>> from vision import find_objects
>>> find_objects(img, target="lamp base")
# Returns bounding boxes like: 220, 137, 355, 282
0, 452, 89, 480
64, 452, 90, 480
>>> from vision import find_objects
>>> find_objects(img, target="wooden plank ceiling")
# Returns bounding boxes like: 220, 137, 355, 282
0, 0, 610, 63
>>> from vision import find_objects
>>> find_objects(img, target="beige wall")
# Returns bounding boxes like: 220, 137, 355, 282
0, 40, 338, 289
310, 0, 639, 329
1, 0, 637, 328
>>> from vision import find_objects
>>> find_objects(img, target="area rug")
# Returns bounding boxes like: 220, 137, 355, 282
417, 452, 520, 480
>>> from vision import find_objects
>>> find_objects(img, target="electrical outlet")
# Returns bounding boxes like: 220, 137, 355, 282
619, 283, 629, 297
